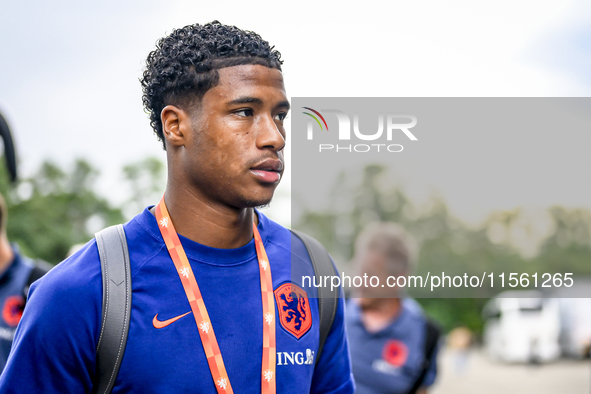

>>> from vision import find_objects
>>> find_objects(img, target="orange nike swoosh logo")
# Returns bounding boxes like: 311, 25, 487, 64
152, 311, 192, 329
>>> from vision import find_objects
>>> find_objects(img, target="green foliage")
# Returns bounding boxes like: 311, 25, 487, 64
122, 156, 166, 216
535, 207, 591, 274
0, 154, 167, 264
0, 158, 125, 264
295, 164, 591, 335
417, 298, 488, 336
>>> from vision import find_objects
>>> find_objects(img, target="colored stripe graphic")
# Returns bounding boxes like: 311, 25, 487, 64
302, 112, 323, 131
302, 107, 329, 131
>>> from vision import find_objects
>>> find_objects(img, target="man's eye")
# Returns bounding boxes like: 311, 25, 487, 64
274, 112, 287, 122
235, 109, 254, 117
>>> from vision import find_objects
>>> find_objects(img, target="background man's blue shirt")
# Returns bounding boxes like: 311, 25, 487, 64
346, 298, 438, 394
0, 208, 354, 393
0, 247, 34, 373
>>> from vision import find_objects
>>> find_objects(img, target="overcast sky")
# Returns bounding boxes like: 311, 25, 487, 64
1, 0, 590, 225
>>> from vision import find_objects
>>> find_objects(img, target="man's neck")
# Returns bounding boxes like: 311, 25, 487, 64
159, 186, 256, 249
359, 298, 402, 333
0, 234, 14, 274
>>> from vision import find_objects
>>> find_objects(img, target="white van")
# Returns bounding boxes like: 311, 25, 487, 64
482, 291, 561, 363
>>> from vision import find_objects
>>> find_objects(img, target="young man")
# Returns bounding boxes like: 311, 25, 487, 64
0, 22, 354, 393
346, 223, 439, 394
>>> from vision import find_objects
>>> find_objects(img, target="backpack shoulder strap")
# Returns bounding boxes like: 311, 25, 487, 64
408, 318, 441, 394
23, 259, 52, 299
94, 224, 132, 394
290, 229, 338, 365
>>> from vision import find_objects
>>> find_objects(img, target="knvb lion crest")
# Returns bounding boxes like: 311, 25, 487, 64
274, 283, 312, 339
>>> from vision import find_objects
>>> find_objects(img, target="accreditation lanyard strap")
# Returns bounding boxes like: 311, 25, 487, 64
155, 197, 276, 394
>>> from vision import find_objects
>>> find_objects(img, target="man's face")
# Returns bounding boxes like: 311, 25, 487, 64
355, 250, 405, 304
176, 64, 289, 209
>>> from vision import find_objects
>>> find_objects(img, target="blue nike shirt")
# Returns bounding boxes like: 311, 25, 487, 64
0, 208, 355, 393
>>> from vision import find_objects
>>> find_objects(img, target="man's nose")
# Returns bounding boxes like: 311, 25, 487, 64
256, 114, 286, 152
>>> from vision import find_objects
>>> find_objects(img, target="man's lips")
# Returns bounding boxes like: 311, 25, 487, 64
250, 159, 283, 183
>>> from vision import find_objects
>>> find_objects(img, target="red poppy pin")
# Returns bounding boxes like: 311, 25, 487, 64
382, 340, 409, 367
2, 295, 25, 327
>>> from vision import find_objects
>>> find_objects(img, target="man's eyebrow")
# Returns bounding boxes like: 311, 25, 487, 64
227, 96, 263, 106
226, 97, 291, 111
277, 100, 291, 111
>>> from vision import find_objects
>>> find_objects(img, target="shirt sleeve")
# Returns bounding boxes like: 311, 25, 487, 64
0, 243, 102, 394
310, 283, 356, 394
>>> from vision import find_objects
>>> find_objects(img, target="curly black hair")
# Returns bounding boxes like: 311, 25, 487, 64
141, 21, 283, 149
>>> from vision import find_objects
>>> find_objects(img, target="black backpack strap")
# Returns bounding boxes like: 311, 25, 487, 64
94, 224, 132, 394
290, 230, 338, 365
408, 318, 441, 394
23, 260, 52, 299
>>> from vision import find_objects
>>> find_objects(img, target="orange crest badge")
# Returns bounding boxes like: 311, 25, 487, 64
274, 283, 312, 339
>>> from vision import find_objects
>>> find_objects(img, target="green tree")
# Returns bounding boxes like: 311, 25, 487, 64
294, 164, 591, 335
0, 159, 124, 264
122, 156, 166, 216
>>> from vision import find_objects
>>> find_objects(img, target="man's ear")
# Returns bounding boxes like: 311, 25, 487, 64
161, 105, 190, 148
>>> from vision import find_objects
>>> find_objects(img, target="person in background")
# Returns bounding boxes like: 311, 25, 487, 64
446, 326, 473, 375
0, 193, 50, 373
346, 222, 440, 394
0, 110, 51, 373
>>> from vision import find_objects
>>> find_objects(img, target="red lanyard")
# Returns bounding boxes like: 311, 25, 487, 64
155, 197, 276, 393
